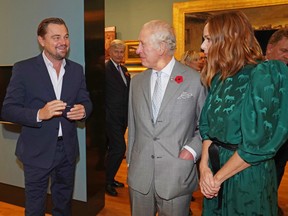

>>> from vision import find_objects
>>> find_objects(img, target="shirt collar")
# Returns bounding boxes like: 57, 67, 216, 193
42, 52, 66, 68
152, 57, 175, 77
110, 58, 120, 68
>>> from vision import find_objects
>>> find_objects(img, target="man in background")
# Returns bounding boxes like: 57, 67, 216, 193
105, 39, 131, 196
266, 28, 288, 216
266, 28, 288, 65
127, 20, 206, 216
1, 17, 92, 215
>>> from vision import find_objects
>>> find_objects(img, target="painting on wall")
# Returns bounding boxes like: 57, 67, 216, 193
105, 26, 116, 61
124, 40, 146, 73
125, 40, 141, 64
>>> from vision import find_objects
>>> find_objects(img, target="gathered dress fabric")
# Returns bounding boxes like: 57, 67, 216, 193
200, 60, 288, 216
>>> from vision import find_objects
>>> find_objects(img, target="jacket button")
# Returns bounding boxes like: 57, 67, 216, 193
151, 155, 155, 159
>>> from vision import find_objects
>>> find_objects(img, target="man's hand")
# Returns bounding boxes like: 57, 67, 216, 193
39, 100, 66, 120
66, 104, 86, 120
179, 148, 194, 160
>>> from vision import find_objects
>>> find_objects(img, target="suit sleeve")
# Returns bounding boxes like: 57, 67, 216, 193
1, 63, 41, 127
187, 82, 207, 160
127, 77, 135, 165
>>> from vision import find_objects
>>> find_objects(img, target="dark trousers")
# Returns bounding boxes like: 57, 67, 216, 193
23, 139, 76, 216
275, 139, 288, 188
105, 121, 127, 185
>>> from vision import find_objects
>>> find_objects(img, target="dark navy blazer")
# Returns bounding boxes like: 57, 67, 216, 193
1, 54, 92, 169
105, 59, 130, 125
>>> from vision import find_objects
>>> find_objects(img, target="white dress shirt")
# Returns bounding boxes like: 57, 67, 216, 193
40, 52, 66, 137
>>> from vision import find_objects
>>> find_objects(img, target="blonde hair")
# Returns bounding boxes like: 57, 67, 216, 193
201, 11, 263, 87
180, 50, 200, 65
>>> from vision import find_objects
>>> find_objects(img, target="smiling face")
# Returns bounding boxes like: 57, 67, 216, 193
38, 23, 70, 63
266, 37, 288, 64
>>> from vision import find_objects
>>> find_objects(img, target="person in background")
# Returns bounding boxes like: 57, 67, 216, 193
180, 50, 206, 72
1, 17, 92, 215
199, 11, 288, 215
265, 28, 288, 216
198, 51, 206, 70
127, 20, 206, 216
105, 39, 131, 196
266, 28, 288, 65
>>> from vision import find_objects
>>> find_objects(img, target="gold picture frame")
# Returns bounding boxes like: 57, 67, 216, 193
173, 0, 288, 60
105, 26, 116, 61
126, 66, 147, 73
125, 40, 141, 64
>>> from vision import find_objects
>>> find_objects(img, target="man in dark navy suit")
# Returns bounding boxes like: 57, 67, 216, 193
266, 28, 288, 216
1, 17, 92, 216
105, 39, 130, 196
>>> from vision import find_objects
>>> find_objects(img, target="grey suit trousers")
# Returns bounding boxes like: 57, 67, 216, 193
129, 182, 191, 216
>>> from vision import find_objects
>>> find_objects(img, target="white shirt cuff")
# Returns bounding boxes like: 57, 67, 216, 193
183, 145, 197, 163
37, 110, 42, 122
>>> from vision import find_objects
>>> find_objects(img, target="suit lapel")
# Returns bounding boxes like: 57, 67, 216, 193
61, 60, 71, 102
110, 60, 128, 86
36, 55, 57, 100
158, 61, 185, 116
141, 69, 153, 118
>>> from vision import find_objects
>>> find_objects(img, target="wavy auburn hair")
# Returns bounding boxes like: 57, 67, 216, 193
201, 11, 263, 87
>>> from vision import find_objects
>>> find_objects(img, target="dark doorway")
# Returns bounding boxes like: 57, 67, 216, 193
254, 29, 278, 55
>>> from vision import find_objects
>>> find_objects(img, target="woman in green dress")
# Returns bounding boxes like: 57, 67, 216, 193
199, 11, 288, 215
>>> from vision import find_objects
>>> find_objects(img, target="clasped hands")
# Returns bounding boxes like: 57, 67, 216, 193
39, 100, 85, 121
199, 165, 221, 199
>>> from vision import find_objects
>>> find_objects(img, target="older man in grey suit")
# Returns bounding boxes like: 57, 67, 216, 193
127, 20, 206, 216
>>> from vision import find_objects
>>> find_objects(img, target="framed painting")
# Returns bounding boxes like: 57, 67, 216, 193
173, 0, 288, 59
105, 26, 116, 61
125, 40, 141, 64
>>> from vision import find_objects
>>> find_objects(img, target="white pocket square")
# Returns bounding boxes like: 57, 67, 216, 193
177, 92, 193, 99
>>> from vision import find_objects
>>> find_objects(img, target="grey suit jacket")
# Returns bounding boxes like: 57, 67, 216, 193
127, 60, 206, 199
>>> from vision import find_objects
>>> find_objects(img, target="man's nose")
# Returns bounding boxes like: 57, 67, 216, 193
136, 45, 142, 54
59, 38, 68, 45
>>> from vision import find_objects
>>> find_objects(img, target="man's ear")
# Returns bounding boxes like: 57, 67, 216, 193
158, 41, 167, 56
38, 36, 45, 47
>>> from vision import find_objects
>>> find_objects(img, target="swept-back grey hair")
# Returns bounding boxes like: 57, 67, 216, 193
143, 20, 176, 55
110, 39, 126, 50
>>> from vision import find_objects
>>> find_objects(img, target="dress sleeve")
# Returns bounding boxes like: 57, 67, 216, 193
199, 76, 219, 140
238, 60, 288, 164
199, 91, 212, 140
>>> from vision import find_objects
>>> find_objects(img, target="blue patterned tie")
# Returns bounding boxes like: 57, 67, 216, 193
152, 72, 162, 123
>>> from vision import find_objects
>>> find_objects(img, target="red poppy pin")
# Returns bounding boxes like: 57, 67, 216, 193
175, 76, 183, 84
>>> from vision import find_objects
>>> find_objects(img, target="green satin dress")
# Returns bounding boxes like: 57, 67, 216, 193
200, 60, 288, 216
